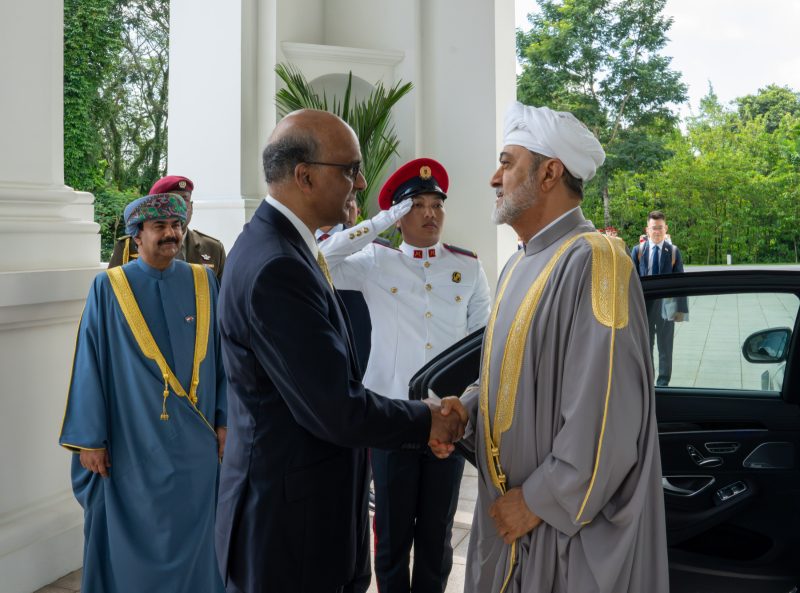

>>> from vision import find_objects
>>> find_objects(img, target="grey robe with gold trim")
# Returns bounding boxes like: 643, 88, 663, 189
461, 208, 668, 593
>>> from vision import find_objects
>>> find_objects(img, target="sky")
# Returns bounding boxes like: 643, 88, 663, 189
514, 0, 800, 118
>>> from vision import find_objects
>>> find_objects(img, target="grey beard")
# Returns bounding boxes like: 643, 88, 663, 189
492, 192, 534, 225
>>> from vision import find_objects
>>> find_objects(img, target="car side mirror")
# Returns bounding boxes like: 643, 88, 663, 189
742, 327, 791, 363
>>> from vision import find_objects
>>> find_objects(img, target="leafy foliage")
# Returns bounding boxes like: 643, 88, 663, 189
275, 63, 413, 219
517, 0, 687, 226
606, 87, 800, 264
64, 0, 169, 260
64, 0, 123, 192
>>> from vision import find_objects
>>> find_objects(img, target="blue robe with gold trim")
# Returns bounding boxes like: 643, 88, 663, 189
60, 257, 226, 593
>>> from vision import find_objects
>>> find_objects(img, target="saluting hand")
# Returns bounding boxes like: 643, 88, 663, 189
80, 448, 111, 478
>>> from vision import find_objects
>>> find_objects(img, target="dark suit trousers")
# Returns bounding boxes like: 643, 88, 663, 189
371, 448, 465, 593
646, 299, 675, 386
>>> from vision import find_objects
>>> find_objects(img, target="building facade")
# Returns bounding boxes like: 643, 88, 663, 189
0, 2, 515, 591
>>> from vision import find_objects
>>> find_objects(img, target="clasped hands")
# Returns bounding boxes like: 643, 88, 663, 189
424, 396, 468, 459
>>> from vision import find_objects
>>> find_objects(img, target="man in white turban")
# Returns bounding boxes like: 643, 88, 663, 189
442, 101, 669, 592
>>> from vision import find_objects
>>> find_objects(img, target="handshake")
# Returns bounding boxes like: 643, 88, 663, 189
424, 396, 468, 459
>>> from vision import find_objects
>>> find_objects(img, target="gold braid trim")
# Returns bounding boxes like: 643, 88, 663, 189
122, 237, 131, 264
479, 232, 594, 593
479, 252, 524, 495
575, 233, 629, 523
106, 265, 214, 434
584, 233, 631, 329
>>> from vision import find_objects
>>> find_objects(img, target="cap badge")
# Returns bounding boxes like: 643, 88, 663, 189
452, 272, 462, 283
419, 165, 432, 180
178, 180, 187, 189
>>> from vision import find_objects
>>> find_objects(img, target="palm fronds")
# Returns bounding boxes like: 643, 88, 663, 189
275, 63, 413, 217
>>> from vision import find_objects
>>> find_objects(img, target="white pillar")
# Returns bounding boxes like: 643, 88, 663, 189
0, 2, 100, 591
169, 0, 517, 283
417, 0, 517, 287
323, 0, 517, 287
168, 0, 266, 250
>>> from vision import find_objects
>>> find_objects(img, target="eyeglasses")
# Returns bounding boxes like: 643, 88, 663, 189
305, 161, 363, 182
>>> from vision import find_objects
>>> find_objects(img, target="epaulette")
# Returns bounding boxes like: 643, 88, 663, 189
115, 234, 132, 242
444, 243, 477, 259
191, 228, 223, 244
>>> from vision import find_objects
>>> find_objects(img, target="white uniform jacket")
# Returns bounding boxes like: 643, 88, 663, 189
322, 224, 491, 400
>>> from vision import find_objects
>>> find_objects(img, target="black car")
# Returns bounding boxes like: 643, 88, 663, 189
408, 270, 800, 593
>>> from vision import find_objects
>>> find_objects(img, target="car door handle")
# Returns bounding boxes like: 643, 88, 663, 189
705, 441, 740, 454
687, 445, 723, 468
662, 475, 715, 497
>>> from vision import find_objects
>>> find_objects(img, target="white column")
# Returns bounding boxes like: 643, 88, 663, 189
168, 0, 268, 250
0, 2, 101, 591
323, 0, 517, 287
417, 0, 517, 288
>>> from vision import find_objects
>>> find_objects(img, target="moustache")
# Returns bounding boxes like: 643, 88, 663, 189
158, 238, 179, 246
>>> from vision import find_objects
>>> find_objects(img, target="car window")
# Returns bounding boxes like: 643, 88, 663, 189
645, 292, 799, 393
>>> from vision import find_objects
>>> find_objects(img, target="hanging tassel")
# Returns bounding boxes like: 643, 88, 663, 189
160, 373, 170, 420
189, 377, 199, 405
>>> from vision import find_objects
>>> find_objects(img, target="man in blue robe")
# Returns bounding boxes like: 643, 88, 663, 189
60, 193, 227, 593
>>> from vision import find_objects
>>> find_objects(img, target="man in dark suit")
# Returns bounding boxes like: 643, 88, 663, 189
215, 109, 465, 593
630, 210, 688, 386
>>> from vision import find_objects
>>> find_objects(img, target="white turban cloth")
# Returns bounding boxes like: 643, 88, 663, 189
503, 101, 606, 182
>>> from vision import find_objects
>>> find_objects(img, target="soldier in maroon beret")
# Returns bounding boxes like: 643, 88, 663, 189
108, 175, 226, 279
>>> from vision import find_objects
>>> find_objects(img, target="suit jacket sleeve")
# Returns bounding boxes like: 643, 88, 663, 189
207, 267, 227, 427
108, 238, 127, 268
216, 248, 226, 280
674, 247, 689, 313
248, 255, 430, 449
630, 244, 641, 276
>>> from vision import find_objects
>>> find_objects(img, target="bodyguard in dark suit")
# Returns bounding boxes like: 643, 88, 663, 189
630, 210, 688, 386
215, 109, 466, 593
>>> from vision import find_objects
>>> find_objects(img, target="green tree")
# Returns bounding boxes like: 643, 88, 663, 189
607, 87, 800, 264
64, 0, 170, 260
737, 84, 800, 133
64, 0, 123, 191
274, 64, 413, 220
102, 0, 170, 194
516, 0, 687, 227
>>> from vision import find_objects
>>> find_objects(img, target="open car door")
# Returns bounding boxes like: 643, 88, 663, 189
408, 269, 800, 592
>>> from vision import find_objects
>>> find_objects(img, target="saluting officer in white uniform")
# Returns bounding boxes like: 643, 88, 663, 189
322, 157, 491, 593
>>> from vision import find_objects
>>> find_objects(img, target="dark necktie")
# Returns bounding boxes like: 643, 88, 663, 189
651, 245, 660, 275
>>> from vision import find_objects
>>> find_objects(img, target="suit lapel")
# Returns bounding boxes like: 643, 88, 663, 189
640, 243, 650, 276
258, 202, 361, 378
661, 243, 671, 273
258, 202, 323, 281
